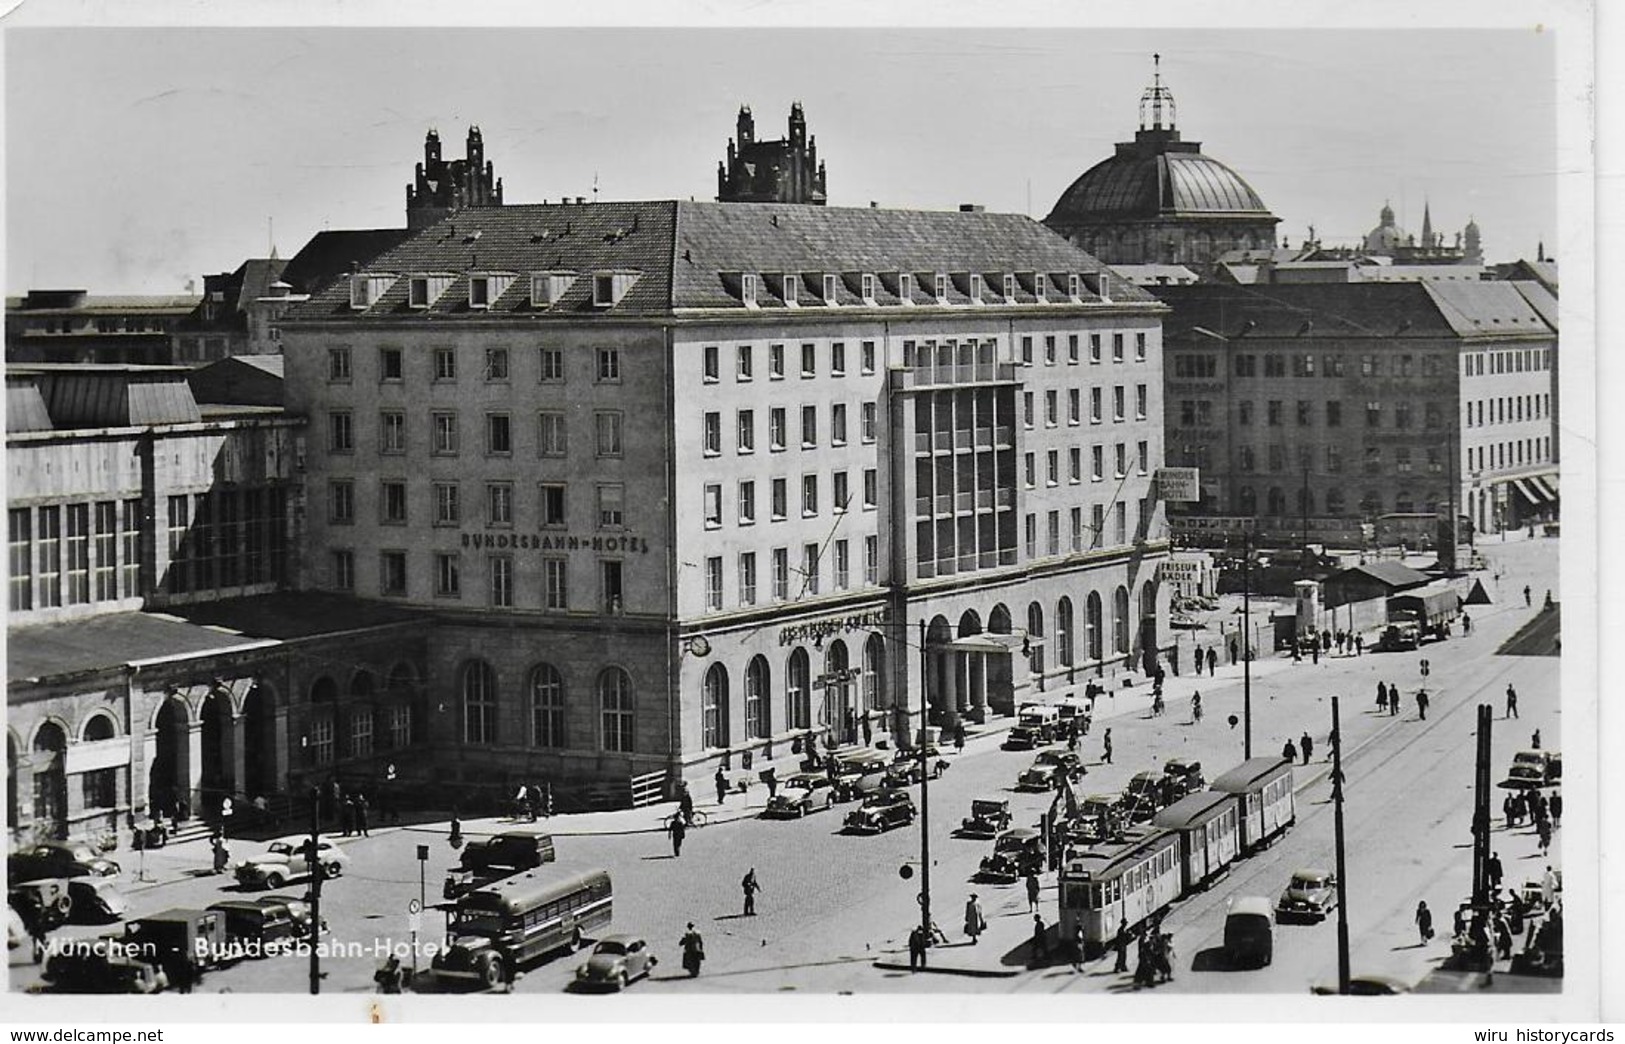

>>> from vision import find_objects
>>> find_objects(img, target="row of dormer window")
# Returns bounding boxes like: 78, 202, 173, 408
350, 270, 641, 312
734, 270, 1113, 309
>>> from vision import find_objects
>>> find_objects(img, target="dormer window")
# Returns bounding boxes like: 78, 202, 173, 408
969, 274, 985, 304
593, 270, 639, 309
1035, 273, 1049, 301
349, 273, 397, 310
1004, 274, 1018, 301
823, 274, 839, 305
742, 273, 759, 308
783, 275, 799, 307
1067, 274, 1083, 302
899, 272, 915, 304
934, 273, 950, 303
408, 273, 454, 310
1093, 272, 1112, 303
861, 273, 877, 303
468, 273, 515, 310
530, 271, 576, 308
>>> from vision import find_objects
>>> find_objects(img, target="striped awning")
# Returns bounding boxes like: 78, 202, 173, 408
1534, 475, 1559, 500
1510, 478, 1544, 505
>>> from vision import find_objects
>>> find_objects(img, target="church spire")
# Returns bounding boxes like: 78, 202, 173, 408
1421, 200, 1434, 248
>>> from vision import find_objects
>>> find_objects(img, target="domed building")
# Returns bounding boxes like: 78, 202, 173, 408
1045, 57, 1279, 277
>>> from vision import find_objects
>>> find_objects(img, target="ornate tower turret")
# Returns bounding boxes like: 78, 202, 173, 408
716, 101, 828, 205
406, 125, 506, 230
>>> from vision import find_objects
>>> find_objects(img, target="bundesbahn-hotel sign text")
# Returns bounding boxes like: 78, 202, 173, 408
460, 530, 652, 554
777, 608, 889, 647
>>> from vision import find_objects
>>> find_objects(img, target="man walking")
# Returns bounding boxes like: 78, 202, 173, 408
1102, 728, 1113, 765
1487, 851, 1504, 892
1114, 917, 1130, 972
715, 765, 728, 806
1282, 739, 1298, 763
964, 894, 986, 945
1206, 647, 1218, 676
1389, 686, 1401, 716
1550, 790, 1562, 828
669, 812, 687, 858
356, 793, 371, 837
1506, 684, 1519, 719
908, 924, 927, 972
742, 867, 761, 916
1377, 681, 1388, 713
1416, 901, 1434, 944
1025, 869, 1042, 913
1355, 633, 1364, 655
1524, 584, 1532, 607
1300, 732, 1313, 764
1417, 689, 1430, 721
1229, 638, 1238, 666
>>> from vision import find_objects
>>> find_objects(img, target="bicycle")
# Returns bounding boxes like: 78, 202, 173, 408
663, 808, 710, 831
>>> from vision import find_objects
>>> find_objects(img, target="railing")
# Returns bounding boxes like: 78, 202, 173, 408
630, 769, 668, 808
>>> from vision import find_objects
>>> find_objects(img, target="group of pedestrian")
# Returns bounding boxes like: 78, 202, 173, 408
1133, 917, 1175, 986
1375, 680, 1402, 716
341, 792, 371, 837
513, 782, 552, 821
1504, 787, 1558, 854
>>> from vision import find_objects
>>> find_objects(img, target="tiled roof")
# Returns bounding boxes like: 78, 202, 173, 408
1508, 281, 1558, 331
1421, 281, 1555, 338
281, 228, 414, 296
1327, 561, 1430, 590
291, 201, 1157, 321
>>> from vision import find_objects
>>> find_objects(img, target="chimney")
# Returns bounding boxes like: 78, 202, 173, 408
959, 204, 984, 213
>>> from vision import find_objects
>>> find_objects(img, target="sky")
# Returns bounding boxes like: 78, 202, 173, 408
4, 20, 1564, 295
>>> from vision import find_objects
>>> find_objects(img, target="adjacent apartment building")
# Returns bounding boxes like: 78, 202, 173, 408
281, 199, 1171, 787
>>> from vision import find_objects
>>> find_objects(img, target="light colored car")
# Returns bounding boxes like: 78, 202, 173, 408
1503, 750, 1561, 788
1276, 869, 1338, 923
763, 774, 837, 818
573, 934, 657, 991
234, 836, 347, 890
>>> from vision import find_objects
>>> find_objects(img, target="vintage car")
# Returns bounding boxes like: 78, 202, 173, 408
1119, 772, 1170, 823
1055, 695, 1093, 728
957, 798, 1013, 839
1016, 750, 1084, 791
207, 899, 305, 955
1067, 795, 1128, 846
882, 752, 950, 788
830, 751, 892, 802
1276, 868, 1339, 923
1003, 705, 1061, 750
1162, 758, 1206, 801
1310, 973, 1412, 995
572, 934, 657, 991
66, 876, 127, 923
44, 947, 169, 994
842, 790, 917, 834
260, 894, 326, 936
9, 879, 73, 927
762, 773, 838, 818
234, 836, 348, 890
1501, 750, 1562, 789
1378, 622, 1422, 652
8, 841, 121, 884
444, 829, 558, 900
976, 827, 1045, 884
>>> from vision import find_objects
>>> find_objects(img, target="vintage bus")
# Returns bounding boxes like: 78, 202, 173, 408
1057, 827, 1183, 956
1152, 790, 1240, 893
1209, 758, 1295, 854
430, 868, 612, 989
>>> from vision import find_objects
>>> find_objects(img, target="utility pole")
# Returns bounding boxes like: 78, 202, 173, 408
1242, 526, 1253, 760
1301, 466, 1312, 575
1469, 703, 1494, 969
308, 785, 323, 995
1331, 696, 1350, 994
917, 619, 933, 946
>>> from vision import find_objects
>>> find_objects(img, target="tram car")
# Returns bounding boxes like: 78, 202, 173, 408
1057, 757, 1294, 954
1152, 790, 1240, 893
1209, 757, 1295, 854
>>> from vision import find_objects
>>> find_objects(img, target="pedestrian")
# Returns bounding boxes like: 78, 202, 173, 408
1536, 818, 1552, 856
1335, 631, 1345, 655
1355, 633, 1364, 655
356, 793, 370, 837
844, 708, 857, 745
328, 780, 343, 830
1390, 686, 1401, 716
1506, 684, 1519, 719
861, 715, 872, 747
762, 766, 779, 800
1207, 647, 1218, 676
1488, 851, 1504, 891
1463, 613, 1473, 636
1417, 689, 1429, 721
1502, 793, 1517, 829
1416, 901, 1434, 944
741, 867, 761, 916
342, 795, 356, 837
1540, 865, 1559, 906
1282, 739, 1298, 763
1067, 720, 1079, 753
1377, 681, 1388, 713
908, 925, 927, 972
964, 894, 986, 945
525, 784, 540, 822
1524, 584, 1532, 607
1311, 641, 1319, 666
1229, 638, 1238, 666
1113, 917, 1130, 972
1550, 790, 1562, 828
374, 955, 405, 994
1072, 921, 1087, 972
1544, 590, 1553, 610
449, 809, 463, 849
678, 783, 695, 825
1531, 729, 1541, 750
715, 765, 728, 806
954, 721, 967, 753
1170, 645, 1180, 677
1300, 732, 1313, 764
211, 832, 230, 875
1191, 692, 1202, 723
1025, 869, 1041, 913
1102, 728, 1113, 765
1158, 933, 1176, 983
1031, 914, 1050, 965
669, 812, 687, 858
680, 922, 706, 977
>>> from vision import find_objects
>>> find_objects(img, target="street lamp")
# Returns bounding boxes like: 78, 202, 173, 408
1241, 525, 1254, 760
915, 619, 933, 948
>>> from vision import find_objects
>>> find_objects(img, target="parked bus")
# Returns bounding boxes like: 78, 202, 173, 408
1057, 827, 1183, 956
430, 868, 611, 990
1153, 790, 1240, 893
1209, 758, 1295, 854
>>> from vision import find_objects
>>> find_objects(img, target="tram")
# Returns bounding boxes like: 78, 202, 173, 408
1209, 757, 1296, 854
1057, 827, 1183, 956
1152, 790, 1240, 893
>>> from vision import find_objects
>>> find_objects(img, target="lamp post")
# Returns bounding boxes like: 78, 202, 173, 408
916, 619, 933, 947
1242, 526, 1253, 760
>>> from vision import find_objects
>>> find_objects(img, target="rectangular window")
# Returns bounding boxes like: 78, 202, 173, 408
484, 347, 509, 381
1023, 392, 1035, 428
1366, 402, 1381, 429
735, 344, 754, 382
1115, 443, 1127, 478
865, 535, 879, 585
1090, 388, 1102, 424
1089, 333, 1102, 364
331, 549, 354, 591
597, 483, 625, 529
1113, 386, 1125, 422
801, 405, 818, 448
328, 347, 351, 381
833, 470, 850, 512
540, 484, 567, 527
769, 343, 785, 379
380, 411, 407, 454
159, 499, 183, 597
93, 501, 117, 602
739, 552, 757, 605
738, 480, 756, 525
1047, 450, 1060, 487
328, 411, 354, 453
1021, 336, 1034, 366
1091, 504, 1105, 548
486, 413, 512, 455
1025, 514, 1037, 558
861, 341, 877, 375
596, 347, 621, 382
539, 347, 565, 382
434, 483, 460, 526
1068, 389, 1081, 425
831, 342, 846, 376
1136, 384, 1148, 420
1046, 390, 1059, 426
703, 412, 722, 456
831, 403, 848, 445
543, 558, 568, 610
703, 345, 720, 382
380, 551, 408, 596
1091, 446, 1104, 482
1326, 401, 1342, 428
1070, 507, 1083, 552
801, 343, 816, 378
834, 539, 850, 589
1047, 510, 1060, 555
704, 484, 723, 528
1137, 440, 1149, 474
863, 468, 878, 509
1024, 453, 1036, 488
1135, 332, 1147, 361
802, 474, 819, 517
433, 347, 456, 381
772, 548, 789, 600
1043, 335, 1057, 365
381, 481, 408, 524
1115, 503, 1127, 544
120, 499, 140, 594
595, 411, 624, 456
63, 504, 89, 605
1112, 333, 1125, 362
771, 478, 788, 521
1267, 401, 1283, 426
1069, 447, 1082, 484
769, 408, 787, 451
802, 543, 821, 595
487, 483, 514, 526
435, 553, 461, 598
380, 347, 404, 381
431, 412, 459, 455
328, 480, 354, 524
861, 401, 877, 442
537, 411, 566, 456
705, 556, 723, 610
1067, 334, 1080, 364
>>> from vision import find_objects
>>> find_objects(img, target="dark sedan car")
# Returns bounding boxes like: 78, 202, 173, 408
976, 827, 1045, 884
207, 899, 304, 956
957, 798, 1012, 839
1016, 750, 1084, 791
842, 791, 917, 834
8, 842, 121, 884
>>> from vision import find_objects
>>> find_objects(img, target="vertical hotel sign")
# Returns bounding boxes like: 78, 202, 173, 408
1154, 467, 1201, 502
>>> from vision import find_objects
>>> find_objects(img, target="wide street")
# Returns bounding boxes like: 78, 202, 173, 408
12, 535, 1561, 998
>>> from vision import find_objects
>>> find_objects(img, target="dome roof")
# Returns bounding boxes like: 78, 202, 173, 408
1047, 138, 1273, 225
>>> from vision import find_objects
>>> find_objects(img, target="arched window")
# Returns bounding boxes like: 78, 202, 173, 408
82, 713, 116, 742
1026, 602, 1045, 676
1086, 592, 1104, 662
1238, 486, 1257, 515
1113, 586, 1131, 655
1267, 487, 1287, 516
744, 656, 770, 740
386, 664, 417, 749
529, 664, 565, 748
461, 660, 497, 745
348, 672, 374, 759
1325, 488, 1346, 515
1056, 597, 1075, 667
702, 663, 730, 749
599, 668, 635, 753
863, 636, 887, 712
785, 649, 811, 730
309, 676, 338, 765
